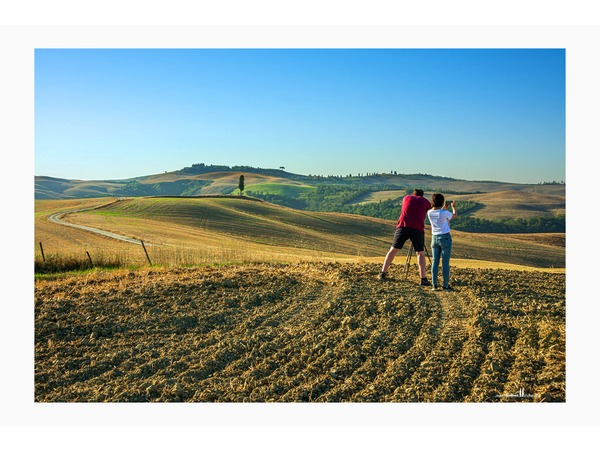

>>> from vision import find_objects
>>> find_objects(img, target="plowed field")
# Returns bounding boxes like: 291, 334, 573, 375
35, 262, 565, 402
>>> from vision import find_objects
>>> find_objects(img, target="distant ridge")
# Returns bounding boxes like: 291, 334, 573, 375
176, 163, 306, 180
36, 163, 554, 199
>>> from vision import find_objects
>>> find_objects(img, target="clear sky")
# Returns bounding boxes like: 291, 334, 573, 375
34, 48, 565, 184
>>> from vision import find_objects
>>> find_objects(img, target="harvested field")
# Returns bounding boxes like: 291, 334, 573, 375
35, 262, 565, 402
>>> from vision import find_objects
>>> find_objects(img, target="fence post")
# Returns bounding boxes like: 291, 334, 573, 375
140, 240, 152, 265
39, 242, 45, 262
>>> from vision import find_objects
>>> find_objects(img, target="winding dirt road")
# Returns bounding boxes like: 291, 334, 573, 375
47, 200, 148, 246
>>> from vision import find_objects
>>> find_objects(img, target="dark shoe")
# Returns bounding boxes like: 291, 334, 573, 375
378, 272, 388, 280
443, 285, 455, 291
432, 285, 439, 291
420, 278, 432, 286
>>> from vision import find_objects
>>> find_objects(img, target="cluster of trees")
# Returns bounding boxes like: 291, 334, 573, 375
177, 163, 463, 184
178, 163, 303, 180
249, 184, 404, 213
249, 192, 307, 210
452, 215, 565, 233
251, 184, 480, 221
180, 163, 232, 174
250, 183, 563, 233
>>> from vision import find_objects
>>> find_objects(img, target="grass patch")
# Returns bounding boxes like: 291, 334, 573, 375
35, 252, 129, 275
34, 265, 144, 281
244, 182, 315, 197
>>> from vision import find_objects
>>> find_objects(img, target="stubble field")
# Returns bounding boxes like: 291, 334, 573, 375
35, 262, 565, 402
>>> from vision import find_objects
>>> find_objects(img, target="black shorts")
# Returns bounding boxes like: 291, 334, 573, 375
392, 227, 425, 252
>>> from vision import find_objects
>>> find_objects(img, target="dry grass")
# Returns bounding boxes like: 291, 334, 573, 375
35, 262, 565, 402
35, 197, 565, 271
35, 198, 128, 253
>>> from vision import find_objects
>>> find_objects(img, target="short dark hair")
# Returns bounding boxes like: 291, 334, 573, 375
413, 189, 424, 197
431, 193, 445, 207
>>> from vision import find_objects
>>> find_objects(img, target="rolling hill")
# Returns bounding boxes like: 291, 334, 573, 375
35, 163, 565, 236
354, 189, 565, 220
36, 196, 565, 270
35, 163, 565, 201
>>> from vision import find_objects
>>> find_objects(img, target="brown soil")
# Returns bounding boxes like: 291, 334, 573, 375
35, 262, 565, 402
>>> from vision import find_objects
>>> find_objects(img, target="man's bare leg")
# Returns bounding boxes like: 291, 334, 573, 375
381, 247, 398, 274
417, 251, 427, 278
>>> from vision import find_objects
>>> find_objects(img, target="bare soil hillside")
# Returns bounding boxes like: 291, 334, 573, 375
457, 190, 565, 220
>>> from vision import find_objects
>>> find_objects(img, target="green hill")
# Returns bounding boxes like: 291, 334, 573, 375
243, 182, 315, 197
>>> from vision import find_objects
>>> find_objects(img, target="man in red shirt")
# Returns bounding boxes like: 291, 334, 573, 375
379, 189, 432, 285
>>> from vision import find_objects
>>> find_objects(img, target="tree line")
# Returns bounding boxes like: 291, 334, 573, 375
249, 184, 564, 233
452, 215, 565, 233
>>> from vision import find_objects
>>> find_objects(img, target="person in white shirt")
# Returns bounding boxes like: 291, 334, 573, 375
427, 193, 457, 290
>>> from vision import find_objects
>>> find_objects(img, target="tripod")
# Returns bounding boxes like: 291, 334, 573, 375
404, 242, 432, 278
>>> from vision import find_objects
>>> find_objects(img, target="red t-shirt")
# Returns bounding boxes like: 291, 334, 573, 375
396, 195, 432, 231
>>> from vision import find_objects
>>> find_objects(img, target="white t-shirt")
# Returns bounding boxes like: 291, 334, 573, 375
428, 209, 453, 235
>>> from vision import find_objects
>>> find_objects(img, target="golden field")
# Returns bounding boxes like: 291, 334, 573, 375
35, 196, 565, 270
34, 196, 565, 402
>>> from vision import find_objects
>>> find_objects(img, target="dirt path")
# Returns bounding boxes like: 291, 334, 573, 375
47, 200, 148, 246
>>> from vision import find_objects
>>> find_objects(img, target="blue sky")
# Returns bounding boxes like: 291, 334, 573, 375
34, 48, 565, 183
